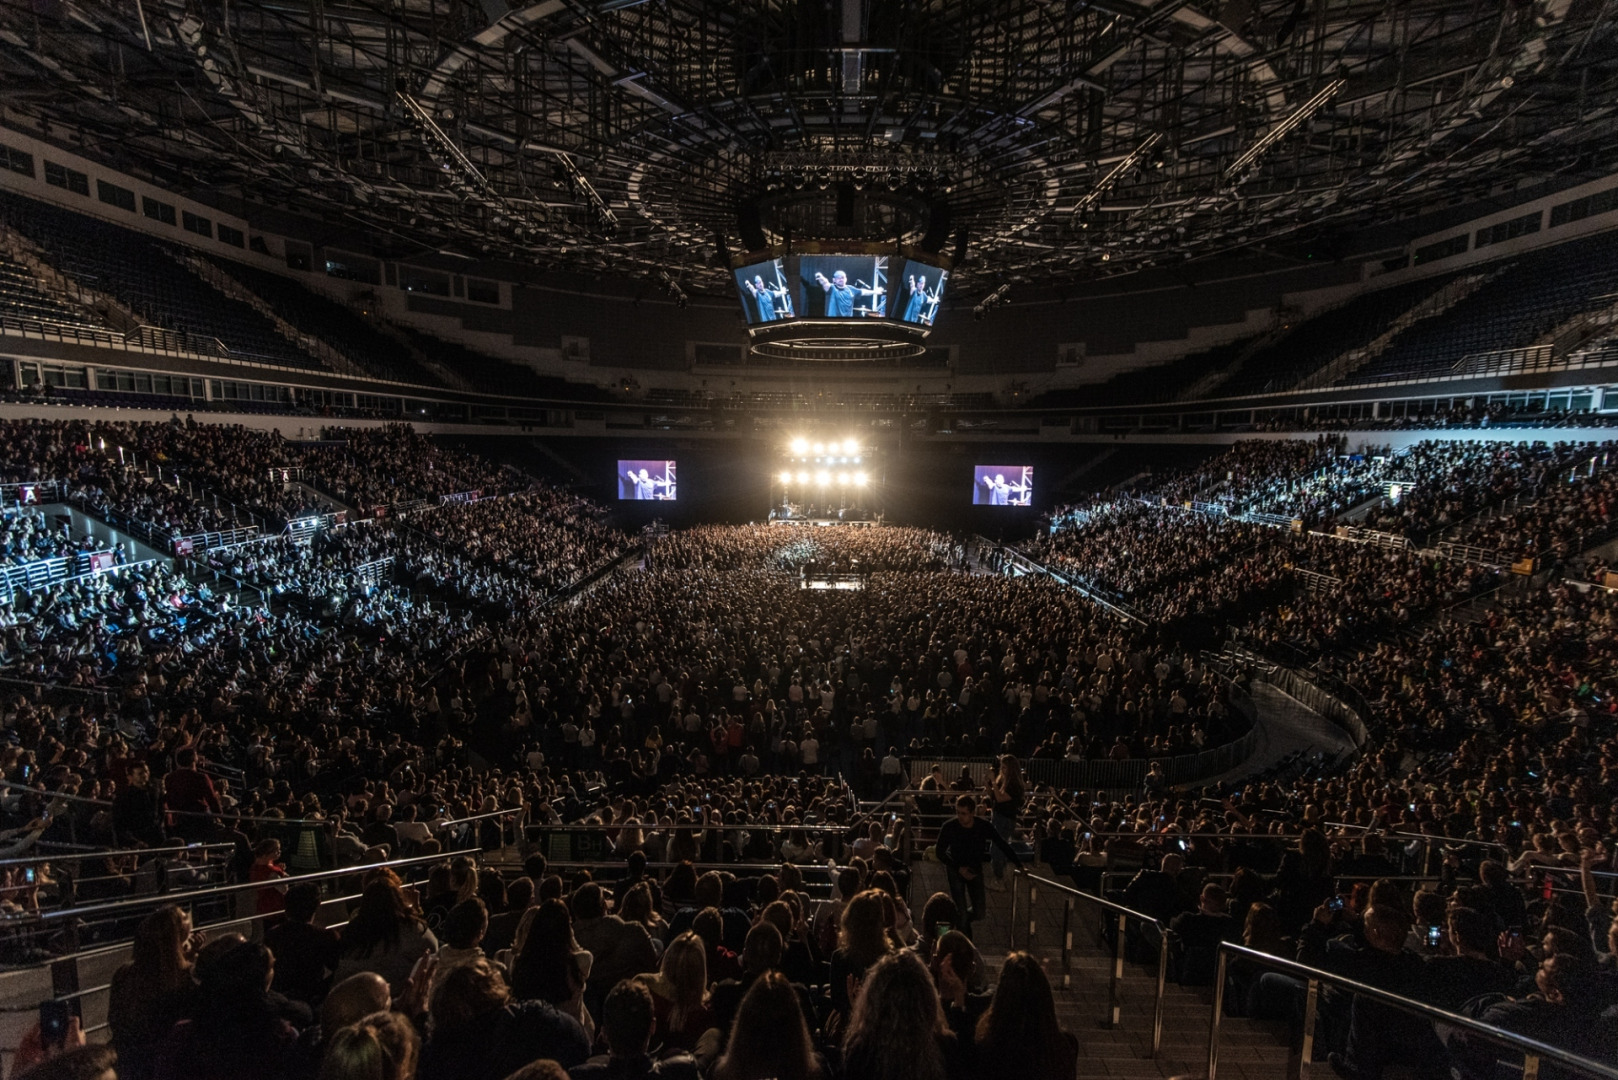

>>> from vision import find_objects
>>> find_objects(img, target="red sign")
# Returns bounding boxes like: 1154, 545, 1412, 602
88, 552, 115, 571
173, 538, 194, 556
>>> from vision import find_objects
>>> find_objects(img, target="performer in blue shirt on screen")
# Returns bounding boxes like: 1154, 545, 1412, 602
813, 269, 882, 316
903, 273, 928, 322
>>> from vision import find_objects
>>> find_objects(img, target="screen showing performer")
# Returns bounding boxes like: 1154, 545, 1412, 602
618, 460, 677, 501
733, 258, 794, 325
897, 260, 948, 327
972, 465, 1033, 506
798, 255, 889, 318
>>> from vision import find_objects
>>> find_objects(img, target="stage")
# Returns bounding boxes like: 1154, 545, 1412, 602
767, 515, 879, 527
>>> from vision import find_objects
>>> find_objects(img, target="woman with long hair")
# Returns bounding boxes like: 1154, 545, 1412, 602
841, 951, 962, 1080
829, 889, 895, 1020
988, 755, 1026, 889
334, 876, 439, 994
714, 972, 823, 1080
109, 905, 199, 1080
968, 953, 1076, 1080
507, 899, 594, 1041
418, 960, 589, 1080
640, 931, 712, 1053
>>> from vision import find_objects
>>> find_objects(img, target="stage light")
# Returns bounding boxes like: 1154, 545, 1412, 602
779, 471, 794, 485
813, 442, 825, 454
797, 472, 809, 484
854, 456, 862, 464
854, 472, 869, 487
815, 470, 830, 486
837, 472, 850, 486
790, 438, 809, 455
842, 438, 858, 454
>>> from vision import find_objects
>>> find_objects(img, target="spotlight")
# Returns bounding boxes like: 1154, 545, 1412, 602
813, 442, 826, 454
837, 472, 850, 486
779, 470, 794, 485
815, 470, 831, 486
790, 438, 809, 455
842, 438, 858, 454
797, 472, 809, 484
854, 472, 869, 487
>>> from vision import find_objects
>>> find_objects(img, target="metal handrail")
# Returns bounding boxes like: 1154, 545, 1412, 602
0, 842, 237, 868
1016, 871, 1171, 1056
1207, 942, 1618, 1080
3, 850, 466, 926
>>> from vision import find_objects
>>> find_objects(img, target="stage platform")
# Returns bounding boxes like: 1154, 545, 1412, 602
767, 516, 878, 527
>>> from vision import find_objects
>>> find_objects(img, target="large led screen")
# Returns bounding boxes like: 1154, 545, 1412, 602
733, 258, 794, 325
896, 261, 948, 327
973, 465, 1033, 506
619, 460, 677, 501
797, 255, 890, 318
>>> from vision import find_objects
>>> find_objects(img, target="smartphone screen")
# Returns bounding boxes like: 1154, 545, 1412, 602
39, 1000, 70, 1048
1426, 926, 1442, 950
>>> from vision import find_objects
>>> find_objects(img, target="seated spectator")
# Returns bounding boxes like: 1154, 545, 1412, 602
572, 883, 658, 1020
962, 953, 1078, 1080
508, 900, 595, 1043
639, 932, 713, 1054
1447, 955, 1618, 1080
109, 906, 200, 1080
570, 980, 698, 1080
334, 878, 439, 996
154, 941, 300, 1080
712, 972, 824, 1080
841, 951, 965, 1080
319, 1010, 419, 1080
418, 959, 589, 1080
265, 882, 343, 1009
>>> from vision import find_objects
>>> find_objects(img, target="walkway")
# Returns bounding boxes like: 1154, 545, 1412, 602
910, 857, 1294, 1079
1198, 681, 1360, 788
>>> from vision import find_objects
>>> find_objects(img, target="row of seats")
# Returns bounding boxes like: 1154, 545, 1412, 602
0, 251, 105, 332
1356, 229, 1618, 381
0, 191, 320, 369
205, 256, 449, 387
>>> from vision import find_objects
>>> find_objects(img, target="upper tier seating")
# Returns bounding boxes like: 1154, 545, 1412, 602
1353, 228, 1618, 382
205, 255, 449, 387
0, 191, 319, 368
1219, 273, 1461, 396
0, 250, 105, 333
399, 328, 616, 401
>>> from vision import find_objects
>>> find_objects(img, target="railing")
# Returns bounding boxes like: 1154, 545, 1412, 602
1449, 343, 1555, 378
1327, 524, 1412, 551
1436, 539, 1512, 567
1207, 943, 1618, 1080
171, 525, 261, 555
1223, 642, 1370, 748
0, 555, 161, 596
1011, 872, 1171, 1052
0, 480, 66, 511
977, 536, 1148, 625
352, 556, 396, 588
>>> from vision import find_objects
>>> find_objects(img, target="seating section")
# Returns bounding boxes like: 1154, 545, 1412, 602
0, 190, 319, 368
1354, 228, 1618, 381
1219, 273, 1461, 396
204, 255, 449, 387
0, 249, 104, 332
399, 328, 616, 401
1032, 338, 1251, 408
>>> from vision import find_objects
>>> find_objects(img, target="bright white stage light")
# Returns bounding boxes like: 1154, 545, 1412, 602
797, 472, 809, 484
813, 441, 826, 454
815, 470, 830, 486
843, 438, 858, 454
790, 438, 809, 455
854, 472, 869, 487
779, 471, 794, 485
837, 472, 850, 486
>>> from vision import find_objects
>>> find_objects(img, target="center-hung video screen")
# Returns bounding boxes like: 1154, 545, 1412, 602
618, 460, 677, 501
896, 260, 948, 327
797, 255, 890, 318
972, 465, 1033, 506
733, 258, 795, 325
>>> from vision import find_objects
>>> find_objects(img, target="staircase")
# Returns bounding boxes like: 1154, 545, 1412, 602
345, 307, 477, 392
1179, 317, 1292, 400
1537, 290, 1618, 358
0, 220, 140, 334
1296, 269, 1505, 390
158, 246, 366, 376
912, 860, 1292, 1079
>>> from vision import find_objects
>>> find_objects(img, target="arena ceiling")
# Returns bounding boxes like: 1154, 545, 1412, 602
1, 0, 1616, 298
